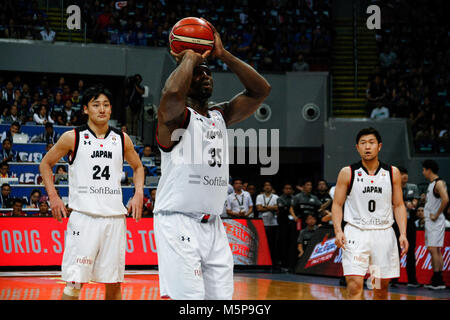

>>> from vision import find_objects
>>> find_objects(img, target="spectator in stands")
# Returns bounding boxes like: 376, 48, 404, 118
27, 189, 42, 208
0, 162, 10, 178
297, 213, 318, 257
51, 92, 64, 113
226, 178, 253, 218
30, 122, 60, 144
71, 90, 82, 111
290, 179, 322, 229
0, 183, 14, 208
415, 206, 425, 228
0, 138, 20, 162
1, 121, 21, 143
61, 84, 72, 102
143, 188, 156, 217
140, 144, 156, 165
256, 181, 279, 265
40, 21, 56, 42
125, 74, 145, 136
367, 75, 387, 109
315, 179, 333, 225
55, 164, 68, 184
1, 81, 15, 106
370, 102, 390, 120
33, 104, 51, 125
11, 198, 25, 217
379, 46, 397, 69
38, 200, 51, 217
4, 104, 21, 124
292, 54, 310, 72
62, 99, 75, 125
276, 183, 297, 272
246, 183, 258, 218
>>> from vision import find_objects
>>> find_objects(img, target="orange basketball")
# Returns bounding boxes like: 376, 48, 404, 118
169, 17, 215, 54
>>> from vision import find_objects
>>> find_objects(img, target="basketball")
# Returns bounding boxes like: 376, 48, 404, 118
169, 17, 215, 54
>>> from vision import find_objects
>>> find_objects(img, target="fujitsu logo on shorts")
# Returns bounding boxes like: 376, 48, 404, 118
76, 256, 93, 266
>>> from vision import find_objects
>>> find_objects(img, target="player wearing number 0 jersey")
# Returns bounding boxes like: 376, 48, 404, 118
39, 85, 145, 300
332, 127, 408, 300
154, 18, 270, 300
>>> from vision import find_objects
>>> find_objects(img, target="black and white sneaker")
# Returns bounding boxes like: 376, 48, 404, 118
407, 282, 421, 288
428, 279, 446, 290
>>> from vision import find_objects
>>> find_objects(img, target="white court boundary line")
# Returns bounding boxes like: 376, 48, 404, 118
0, 270, 159, 277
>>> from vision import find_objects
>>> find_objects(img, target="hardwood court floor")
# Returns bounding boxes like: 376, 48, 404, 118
0, 271, 448, 300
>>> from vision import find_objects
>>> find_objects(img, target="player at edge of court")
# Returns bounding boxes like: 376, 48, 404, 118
153, 18, 271, 299
39, 85, 145, 300
331, 127, 409, 300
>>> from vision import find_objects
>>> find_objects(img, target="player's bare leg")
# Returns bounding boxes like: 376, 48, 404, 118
428, 247, 443, 272
104, 283, 122, 300
373, 279, 390, 300
62, 282, 83, 300
345, 276, 364, 300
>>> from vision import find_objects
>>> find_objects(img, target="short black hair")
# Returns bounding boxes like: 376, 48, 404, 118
11, 121, 20, 128
356, 127, 382, 144
422, 159, 439, 174
81, 84, 112, 107
233, 178, 243, 184
397, 166, 408, 174
13, 198, 24, 205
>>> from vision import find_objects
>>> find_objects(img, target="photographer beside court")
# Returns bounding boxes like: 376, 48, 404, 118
124, 74, 146, 137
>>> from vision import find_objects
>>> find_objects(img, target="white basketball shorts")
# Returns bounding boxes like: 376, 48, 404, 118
342, 223, 400, 279
424, 214, 445, 247
154, 212, 234, 300
61, 211, 126, 284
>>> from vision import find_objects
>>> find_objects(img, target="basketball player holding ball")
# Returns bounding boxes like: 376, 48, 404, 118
39, 85, 145, 300
154, 18, 271, 299
331, 127, 409, 300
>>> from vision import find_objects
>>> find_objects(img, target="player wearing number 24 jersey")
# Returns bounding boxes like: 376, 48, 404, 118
331, 127, 408, 300
39, 85, 145, 300
154, 18, 271, 300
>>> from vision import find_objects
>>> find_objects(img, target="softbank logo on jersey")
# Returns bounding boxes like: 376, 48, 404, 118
170, 128, 279, 175
188, 174, 228, 187
87, 186, 121, 195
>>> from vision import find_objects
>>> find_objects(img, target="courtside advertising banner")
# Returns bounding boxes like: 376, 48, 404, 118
295, 227, 450, 286
0, 217, 271, 266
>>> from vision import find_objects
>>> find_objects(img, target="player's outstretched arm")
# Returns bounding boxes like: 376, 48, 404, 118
391, 166, 409, 255
202, 19, 271, 126
332, 167, 350, 249
39, 130, 74, 222
157, 49, 210, 148
123, 132, 145, 222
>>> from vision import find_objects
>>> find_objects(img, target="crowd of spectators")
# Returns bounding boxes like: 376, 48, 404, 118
366, 0, 449, 154
0, 74, 88, 128
0, 0, 56, 42
1, 0, 333, 72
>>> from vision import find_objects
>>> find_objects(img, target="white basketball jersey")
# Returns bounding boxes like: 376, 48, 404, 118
344, 161, 394, 230
424, 178, 447, 219
68, 125, 127, 216
154, 106, 229, 216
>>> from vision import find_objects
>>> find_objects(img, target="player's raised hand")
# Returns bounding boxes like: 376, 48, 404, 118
170, 48, 211, 65
399, 234, 409, 256
200, 18, 225, 59
334, 231, 346, 250
49, 196, 67, 223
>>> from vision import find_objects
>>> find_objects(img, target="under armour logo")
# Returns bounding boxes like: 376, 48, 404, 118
84, 141, 91, 145
73, 231, 80, 236
181, 236, 190, 242
196, 117, 203, 122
